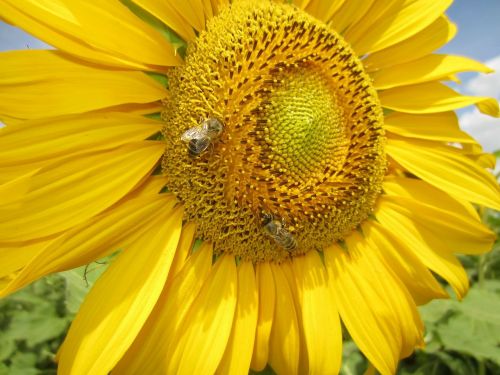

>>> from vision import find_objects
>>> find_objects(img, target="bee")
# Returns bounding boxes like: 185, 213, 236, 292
262, 213, 298, 251
181, 117, 224, 157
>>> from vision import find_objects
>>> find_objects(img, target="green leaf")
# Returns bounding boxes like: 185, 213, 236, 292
59, 267, 90, 315
454, 288, 500, 326
437, 313, 500, 363
0, 339, 14, 362
7, 352, 38, 375
7, 303, 69, 347
341, 341, 366, 375
418, 298, 456, 325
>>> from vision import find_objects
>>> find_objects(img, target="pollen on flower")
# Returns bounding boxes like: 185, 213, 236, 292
161, 0, 386, 262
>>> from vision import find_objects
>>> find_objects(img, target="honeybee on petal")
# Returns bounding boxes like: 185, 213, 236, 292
262, 213, 298, 251
181, 117, 224, 157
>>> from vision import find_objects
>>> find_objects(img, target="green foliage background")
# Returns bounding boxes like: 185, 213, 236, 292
1, 203, 500, 374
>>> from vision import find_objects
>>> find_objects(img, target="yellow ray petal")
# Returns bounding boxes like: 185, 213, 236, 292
0, 168, 39, 206
293, 252, 342, 375
384, 112, 475, 144
364, 16, 456, 71
0, 50, 166, 121
375, 198, 469, 299
0, 112, 161, 167
383, 176, 479, 220
305, 0, 345, 23
342, 0, 403, 46
0, 142, 164, 242
372, 54, 492, 89
386, 138, 500, 210
293, 0, 314, 10
0, 0, 181, 70
280, 261, 309, 375
210, 0, 230, 15
0, 163, 46, 185
131, 0, 196, 42
168, 0, 205, 32
0, 181, 173, 297
328, 0, 375, 34
57, 206, 183, 375
202, 0, 214, 20
217, 262, 258, 375
168, 255, 237, 375
356, 236, 424, 359
269, 264, 300, 375
250, 262, 276, 372
113, 243, 213, 374
348, 0, 452, 55
325, 235, 423, 374
169, 222, 197, 279
383, 195, 495, 255
379, 81, 500, 116
0, 237, 54, 278
361, 220, 447, 305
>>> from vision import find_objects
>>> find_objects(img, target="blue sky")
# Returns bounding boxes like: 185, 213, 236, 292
0, 1, 499, 151
440, 0, 500, 61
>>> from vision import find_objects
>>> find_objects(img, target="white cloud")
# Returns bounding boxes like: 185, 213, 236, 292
458, 55, 500, 153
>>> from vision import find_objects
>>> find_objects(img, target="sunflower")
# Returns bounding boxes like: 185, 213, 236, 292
1, 0, 500, 374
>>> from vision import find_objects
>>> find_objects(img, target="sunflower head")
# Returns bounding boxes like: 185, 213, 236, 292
2, 0, 500, 375
162, 0, 386, 262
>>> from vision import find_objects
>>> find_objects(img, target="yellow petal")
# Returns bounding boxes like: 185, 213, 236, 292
383, 176, 479, 220
375, 198, 469, 299
379, 81, 500, 116
0, 0, 181, 70
250, 262, 276, 372
372, 54, 492, 89
169, 222, 197, 279
0, 237, 54, 278
280, 261, 309, 375
0, 181, 173, 297
386, 138, 500, 210
305, 0, 345, 23
57, 205, 183, 375
325, 235, 423, 375
0, 141, 164, 242
113, 243, 213, 374
0, 50, 166, 121
328, 0, 375, 34
131, 0, 197, 42
268, 264, 300, 375
384, 112, 475, 144
293, 252, 342, 375
210, 0, 230, 15
0, 112, 161, 167
0, 163, 47, 185
0, 169, 39, 206
362, 220, 447, 305
202, 0, 214, 20
364, 16, 456, 71
348, 0, 452, 55
168, 0, 205, 32
169, 255, 237, 375
383, 195, 495, 255
293, 0, 314, 10
217, 262, 258, 375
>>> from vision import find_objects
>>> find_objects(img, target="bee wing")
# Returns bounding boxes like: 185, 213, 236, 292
181, 127, 204, 142
194, 137, 211, 153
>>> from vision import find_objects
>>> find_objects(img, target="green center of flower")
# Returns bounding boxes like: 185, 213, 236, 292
161, 0, 386, 263
264, 67, 345, 181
